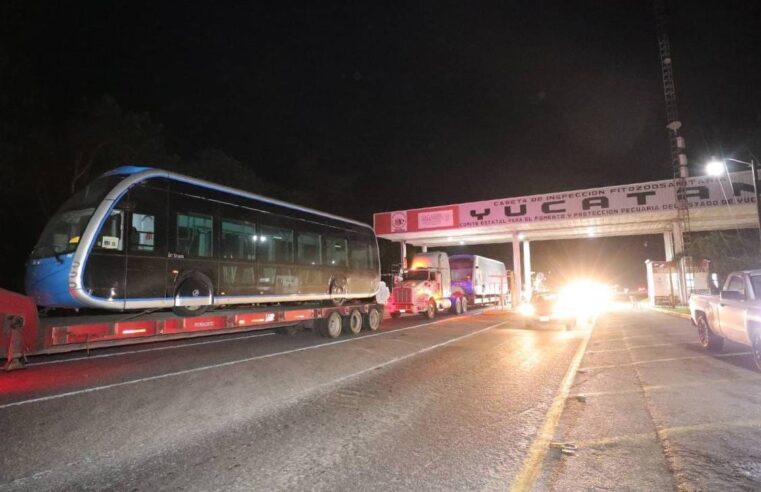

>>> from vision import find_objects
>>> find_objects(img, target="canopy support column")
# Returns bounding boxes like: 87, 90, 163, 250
400, 241, 407, 273
663, 231, 675, 261
672, 222, 688, 304
512, 232, 522, 306
522, 240, 532, 300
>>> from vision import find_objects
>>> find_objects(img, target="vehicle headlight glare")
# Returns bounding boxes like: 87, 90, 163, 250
519, 303, 535, 316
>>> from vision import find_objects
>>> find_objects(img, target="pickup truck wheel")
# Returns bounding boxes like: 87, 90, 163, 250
751, 329, 761, 372
697, 314, 724, 352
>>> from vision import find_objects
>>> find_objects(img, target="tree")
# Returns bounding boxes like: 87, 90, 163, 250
688, 230, 761, 284
66, 95, 178, 194
175, 148, 284, 198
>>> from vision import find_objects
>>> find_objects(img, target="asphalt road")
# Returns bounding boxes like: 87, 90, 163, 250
3, 307, 759, 491
0, 308, 586, 491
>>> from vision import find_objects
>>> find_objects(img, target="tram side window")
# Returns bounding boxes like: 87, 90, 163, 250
297, 232, 321, 265
221, 219, 256, 260
259, 225, 293, 263
349, 240, 370, 269
324, 237, 348, 266
130, 213, 155, 252
95, 210, 125, 251
176, 213, 213, 257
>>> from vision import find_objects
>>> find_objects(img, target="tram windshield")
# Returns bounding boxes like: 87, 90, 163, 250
31, 175, 124, 259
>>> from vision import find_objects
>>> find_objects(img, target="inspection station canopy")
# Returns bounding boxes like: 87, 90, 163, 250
374, 171, 759, 246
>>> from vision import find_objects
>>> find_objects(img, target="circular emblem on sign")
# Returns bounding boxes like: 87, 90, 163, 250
391, 211, 408, 232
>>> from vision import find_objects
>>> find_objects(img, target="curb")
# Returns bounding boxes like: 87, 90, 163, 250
645, 305, 692, 320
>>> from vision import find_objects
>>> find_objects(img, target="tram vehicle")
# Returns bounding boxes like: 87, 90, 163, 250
26, 166, 381, 316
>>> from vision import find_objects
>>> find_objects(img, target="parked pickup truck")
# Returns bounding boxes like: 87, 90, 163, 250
689, 270, 761, 370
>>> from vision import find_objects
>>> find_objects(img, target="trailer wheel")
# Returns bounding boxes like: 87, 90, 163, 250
423, 300, 436, 320
365, 308, 382, 331
460, 297, 468, 313
697, 313, 724, 352
173, 272, 213, 317
450, 297, 462, 314
321, 311, 344, 339
345, 309, 363, 335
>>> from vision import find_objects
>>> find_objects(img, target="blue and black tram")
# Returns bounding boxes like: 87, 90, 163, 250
26, 166, 380, 316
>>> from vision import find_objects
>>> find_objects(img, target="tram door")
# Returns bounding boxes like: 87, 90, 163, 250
124, 181, 168, 301
167, 191, 218, 301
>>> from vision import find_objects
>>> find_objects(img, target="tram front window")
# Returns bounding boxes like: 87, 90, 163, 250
30, 175, 123, 259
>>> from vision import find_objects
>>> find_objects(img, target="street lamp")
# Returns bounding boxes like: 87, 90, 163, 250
705, 156, 761, 243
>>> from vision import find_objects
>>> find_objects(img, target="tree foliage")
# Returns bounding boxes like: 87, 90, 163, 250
688, 230, 761, 284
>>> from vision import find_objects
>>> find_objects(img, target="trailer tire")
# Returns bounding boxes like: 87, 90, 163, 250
173, 272, 213, 317
423, 300, 436, 320
345, 309, 363, 335
697, 313, 724, 352
365, 308, 382, 331
451, 297, 463, 315
321, 311, 344, 339
461, 297, 468, 313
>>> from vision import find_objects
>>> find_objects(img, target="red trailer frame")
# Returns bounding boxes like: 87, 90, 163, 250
0, 288, 384, 371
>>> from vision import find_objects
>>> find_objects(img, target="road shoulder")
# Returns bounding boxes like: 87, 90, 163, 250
535, 308, 761, 490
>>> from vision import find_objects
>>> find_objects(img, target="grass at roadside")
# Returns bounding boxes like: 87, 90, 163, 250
646, 304, 691, 319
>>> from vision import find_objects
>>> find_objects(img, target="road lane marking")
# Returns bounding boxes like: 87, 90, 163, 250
572, 418, 761, 449
587, 342, 699, 353
0, 310, 498, 410
580, 351, 752, 371
27, 332, 276, 366
593, 333, 694, 343
571, 373, 761, 398
509, 326, 592, 491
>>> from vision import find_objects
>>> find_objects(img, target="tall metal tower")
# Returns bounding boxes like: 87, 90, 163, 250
654, 0, 692, 298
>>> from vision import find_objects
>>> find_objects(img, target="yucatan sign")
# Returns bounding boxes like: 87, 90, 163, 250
374, 171, 757, 235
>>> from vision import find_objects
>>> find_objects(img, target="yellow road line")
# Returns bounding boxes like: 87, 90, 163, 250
573, 418, 761, 449
509, 328, 592, 491
580, 351, 752, 371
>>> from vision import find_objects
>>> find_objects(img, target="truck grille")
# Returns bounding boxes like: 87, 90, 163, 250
393, 287, 413, 304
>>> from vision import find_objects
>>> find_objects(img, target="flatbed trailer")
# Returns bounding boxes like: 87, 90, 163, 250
0, 288, 384, 371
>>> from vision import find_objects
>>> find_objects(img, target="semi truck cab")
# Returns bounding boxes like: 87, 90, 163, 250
388, 252, 465, 319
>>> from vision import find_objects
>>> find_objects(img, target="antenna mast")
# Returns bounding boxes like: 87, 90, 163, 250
655, 0, 692, 299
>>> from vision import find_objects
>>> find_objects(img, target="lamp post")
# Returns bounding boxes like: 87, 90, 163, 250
706, 156, 761, 243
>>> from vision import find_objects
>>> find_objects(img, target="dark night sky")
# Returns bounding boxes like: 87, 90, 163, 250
2, 0, 761, 287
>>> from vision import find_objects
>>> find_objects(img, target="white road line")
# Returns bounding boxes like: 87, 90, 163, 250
27, 332, 276, 366
0, 311, 494, 410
